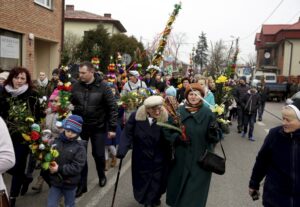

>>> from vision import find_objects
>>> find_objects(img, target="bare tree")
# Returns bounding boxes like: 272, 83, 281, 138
207, 39, 228, 77
62, 31, 81, 64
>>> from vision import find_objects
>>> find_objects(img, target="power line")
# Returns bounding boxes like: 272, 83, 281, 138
240, 0, 285, 41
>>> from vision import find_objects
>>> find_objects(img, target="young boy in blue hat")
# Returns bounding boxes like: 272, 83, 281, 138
47, 115, 87, 207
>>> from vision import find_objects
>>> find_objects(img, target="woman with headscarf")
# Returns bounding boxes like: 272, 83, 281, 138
0, 67, 41, 207
164, 83, 220, 207
117, 95, 172, 207
249, 98, 300, 206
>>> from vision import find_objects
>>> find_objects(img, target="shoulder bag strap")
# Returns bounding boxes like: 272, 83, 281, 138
218, 140, 226, 161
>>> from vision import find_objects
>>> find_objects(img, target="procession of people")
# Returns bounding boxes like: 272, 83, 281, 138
0, 60, 299, 207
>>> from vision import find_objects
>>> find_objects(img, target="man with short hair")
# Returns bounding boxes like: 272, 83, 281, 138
71, 61, 118, 197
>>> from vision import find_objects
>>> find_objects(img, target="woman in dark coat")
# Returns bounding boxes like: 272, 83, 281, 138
0, 67, 41, 207
249, 98, 300, 207
117, 95, 171, 207
164, 83, 220, 207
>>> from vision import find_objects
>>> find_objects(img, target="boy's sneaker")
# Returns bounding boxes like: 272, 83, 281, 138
241, 132, 246, 138
249, 136, 255, 141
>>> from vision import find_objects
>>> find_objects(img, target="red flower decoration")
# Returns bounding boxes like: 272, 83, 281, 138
31, 131, 40, 141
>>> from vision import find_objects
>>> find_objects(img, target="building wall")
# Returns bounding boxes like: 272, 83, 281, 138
0, 0, 62, 75
283, 39, 300, 76
277, 42, 284, 74
65, 21, 121, 38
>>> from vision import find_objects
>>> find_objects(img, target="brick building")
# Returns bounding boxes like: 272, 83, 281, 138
255, 18, 300, 76
0, 0, 64, 78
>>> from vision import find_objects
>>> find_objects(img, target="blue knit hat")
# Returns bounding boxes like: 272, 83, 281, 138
63, 115, 83, 134
165, 86, 177, 97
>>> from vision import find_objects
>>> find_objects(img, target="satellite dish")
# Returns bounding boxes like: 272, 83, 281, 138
122, 53, 132, 66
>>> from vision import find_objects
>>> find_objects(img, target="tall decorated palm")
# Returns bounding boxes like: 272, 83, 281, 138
147, 2, 182, 77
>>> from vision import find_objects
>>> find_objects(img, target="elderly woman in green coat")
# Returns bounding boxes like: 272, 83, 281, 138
164, 83, 221, 207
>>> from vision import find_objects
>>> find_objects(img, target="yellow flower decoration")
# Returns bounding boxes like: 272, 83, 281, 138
217, 118, 231, 124
215, 75, 228, 84
224, 86, 232, 92
211, 104, 225, 115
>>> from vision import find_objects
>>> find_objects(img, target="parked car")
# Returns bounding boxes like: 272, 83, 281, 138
252, 71, 287, 102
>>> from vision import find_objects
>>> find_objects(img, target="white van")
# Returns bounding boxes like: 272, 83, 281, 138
251, 71, 277, 87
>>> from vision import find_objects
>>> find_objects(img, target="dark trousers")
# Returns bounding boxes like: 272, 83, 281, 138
9, 142, 29, 197
228, 108, 237, 121
237, 106, 244, 131
258, 101, 266, 120
79, 125, 106, 189
243, 113, 256, 138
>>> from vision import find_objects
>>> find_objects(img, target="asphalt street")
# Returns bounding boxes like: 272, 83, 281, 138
3, 101, 284, 207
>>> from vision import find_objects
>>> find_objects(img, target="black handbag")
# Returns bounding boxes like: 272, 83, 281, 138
0, 189, 9, 207
198, 140, 226, 175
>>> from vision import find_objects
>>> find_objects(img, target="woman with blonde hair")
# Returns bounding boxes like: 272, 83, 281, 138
194, 75, 215, 107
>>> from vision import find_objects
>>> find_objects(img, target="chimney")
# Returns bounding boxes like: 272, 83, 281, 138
104, 13, 111, 18
66, 5, 74, 11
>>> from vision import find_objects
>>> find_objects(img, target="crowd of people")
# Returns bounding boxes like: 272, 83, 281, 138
0, 63, 300, 207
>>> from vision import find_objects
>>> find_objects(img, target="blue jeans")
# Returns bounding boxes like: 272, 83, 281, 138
243, 113, 256, 138
47, 186, 77, 207
258, 101, 266, 119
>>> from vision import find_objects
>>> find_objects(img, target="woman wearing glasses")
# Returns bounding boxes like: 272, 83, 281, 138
117, 95, 172, 207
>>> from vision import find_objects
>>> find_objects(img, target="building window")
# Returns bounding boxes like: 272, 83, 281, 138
0, 29, 22, 71
34, 0, 52, 9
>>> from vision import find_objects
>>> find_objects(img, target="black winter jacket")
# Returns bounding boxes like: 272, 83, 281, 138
71, 77, 118, 132
249, 126, 300, 207
241, 91, 261, 115
233, 84, 249, 106
49, 135, 87, 189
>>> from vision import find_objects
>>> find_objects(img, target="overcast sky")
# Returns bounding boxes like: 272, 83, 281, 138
65, 0, 300, 64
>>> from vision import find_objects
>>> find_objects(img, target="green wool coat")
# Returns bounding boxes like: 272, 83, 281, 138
165, 105, 216, 207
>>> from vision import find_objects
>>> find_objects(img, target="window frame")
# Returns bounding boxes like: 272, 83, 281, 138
34, 0, 52, 10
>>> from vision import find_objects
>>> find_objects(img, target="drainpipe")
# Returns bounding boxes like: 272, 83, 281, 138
287, 40, 293, 76
61, 0, 65, 58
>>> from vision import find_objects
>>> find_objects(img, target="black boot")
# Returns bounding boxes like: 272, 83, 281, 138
75, 185, 87, 198
99, 176, 107, 187
9, 197, 16, 207
20, 177, 33, 196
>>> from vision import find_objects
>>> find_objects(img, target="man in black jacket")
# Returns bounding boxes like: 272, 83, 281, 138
233, 76, 249, 133
71, 61, 118, 197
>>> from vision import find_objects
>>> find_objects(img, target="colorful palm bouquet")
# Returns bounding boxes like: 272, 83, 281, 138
7, 99, 59, 170
120, 88, 151, 110
56, 65, 73, 123
212, 75, 234, 133
27, 127, 60, 170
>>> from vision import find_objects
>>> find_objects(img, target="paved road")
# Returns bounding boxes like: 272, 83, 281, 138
4, 101, 284, 207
